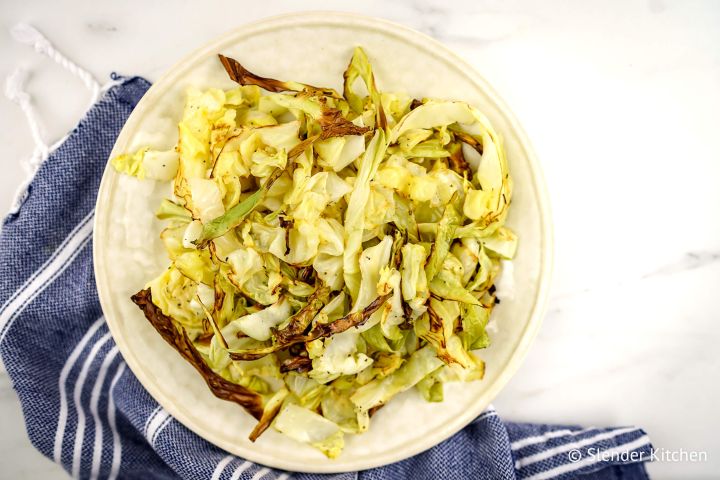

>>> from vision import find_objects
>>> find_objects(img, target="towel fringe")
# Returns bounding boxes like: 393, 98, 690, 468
11, 23, 101, 105
5, 23, 106, 216
5, 68, 49, 170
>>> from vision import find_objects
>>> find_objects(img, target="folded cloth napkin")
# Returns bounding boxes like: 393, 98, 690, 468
0, 76, 654, 480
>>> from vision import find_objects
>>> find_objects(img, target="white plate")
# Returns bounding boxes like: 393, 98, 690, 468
93, 12, 553, 473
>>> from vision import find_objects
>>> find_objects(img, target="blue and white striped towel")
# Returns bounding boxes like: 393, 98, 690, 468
0, 76, 654, 480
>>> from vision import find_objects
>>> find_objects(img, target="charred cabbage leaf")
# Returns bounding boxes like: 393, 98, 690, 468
131, 289, 264, 420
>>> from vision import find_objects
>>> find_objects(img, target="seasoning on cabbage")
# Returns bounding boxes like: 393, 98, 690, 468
113, 46, 515, 458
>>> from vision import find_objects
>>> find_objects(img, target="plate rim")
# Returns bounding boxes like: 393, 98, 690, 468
93, 11, 554, 473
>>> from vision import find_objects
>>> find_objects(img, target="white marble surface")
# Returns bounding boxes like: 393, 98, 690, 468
0, 0, 718, 478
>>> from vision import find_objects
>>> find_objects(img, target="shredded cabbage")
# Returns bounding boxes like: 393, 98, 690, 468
117, 47, 516, 458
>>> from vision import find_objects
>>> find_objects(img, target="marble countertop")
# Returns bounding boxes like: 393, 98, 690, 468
1, 0, 718, 478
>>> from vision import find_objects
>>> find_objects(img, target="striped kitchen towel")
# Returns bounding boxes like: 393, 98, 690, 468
0, 75, 654, 480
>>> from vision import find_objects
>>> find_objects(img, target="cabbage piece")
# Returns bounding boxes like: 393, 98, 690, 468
376, 164, 411, 192
156, 199, 191, 222
397, 128, 433, 152
283, 146, 314, 206
282, 277, 315, 298
219, 54, 342, 99
238, 122, 300, 179
274, 403, 344, 458
435, 352, 486, 383
446, 140, 472, 180
248, 388, 288, 441
454, 218, 502, 240
321, 388, 368, 433
239, 262, 283, 306
460, 128, 511, 227
273, 285, 330, 343
417, 299, 475, 369
182, 220, 203, 249
143, 149, 180, 180
375, 154, 455, 206
309, 330, 373, 384
174, 88, 227, 199
316, 135, 366, 172
282, 149, 352, 239
214, 172, 245, 211
400, 243, 430, 318
223, 84, 261, 107
428, 253, 481, 305
213, 176, 242, 212
343, 47, 387, 130
284, 219, 321, 264
461, 303, 491, 351
147, 267, 205, 334
209, 230, 245, 264
343, 130, 388, 300
452, 238, 481, 286
212, 273, 245, 328
258, 95, 288, 117
353, 235, 392, 314
161, 224, 191, 259
245, 219, 286, 257
314, 292, 347, 324
284, 373, 328, 410
313, 253, 345, 291
402, 139, 451, 159
111, 147, 179, 181
111, 148, 146, 178
424, 204, 461, 282
361, 324, 393, 353
391, 101, 476, 139
380, 92, 412, 128
388, 195, 417, 244
363, 185, 396, 234
232, 297, 291, 341
208, 328, 264, 370
377, 267, 404, 340
416, 373, 444, 402
249, 143, 287, 179
287, 171, 351, 219
317, 218, 345, 257
239, 110, 277, 127
429, 166, 465, 209
465, 246, 499, 293
372, 352, 405, 379
261, 174, 293, 211
225, 354, 275, 378
213, 131, 251, 176
254, 120, 301, 152
482, 226, 518, 260
226, 246, 264, 287
224, 353, 280, 386
350, 346, 442, 412
174, 250, 216, 286
186, 178, 225, 223
209, 330, 268, 372
325, 174, 354, 204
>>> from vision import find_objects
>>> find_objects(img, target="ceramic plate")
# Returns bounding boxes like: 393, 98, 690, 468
93, 12, 552, 473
